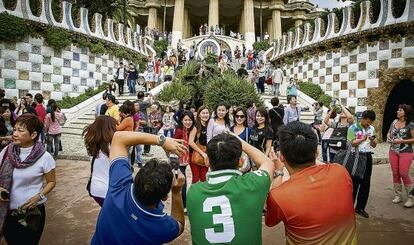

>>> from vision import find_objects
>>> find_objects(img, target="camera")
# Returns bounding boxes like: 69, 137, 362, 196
1, 190, 9, 200
169, 154, 179, 178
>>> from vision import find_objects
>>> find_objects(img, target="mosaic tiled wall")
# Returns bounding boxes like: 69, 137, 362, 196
283, 37, 414, 112
0, 37, 119, 100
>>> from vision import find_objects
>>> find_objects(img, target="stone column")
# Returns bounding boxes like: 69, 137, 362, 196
146, 0, 160, 30
244, 0, 255, 50
271, 0, 284, 40
295, 19, 303, 27
267, 18, 273, 40
172, 0, 185, 48
209, 0, 219, 28
239, 9, 245, 34
183, 8, 189, 38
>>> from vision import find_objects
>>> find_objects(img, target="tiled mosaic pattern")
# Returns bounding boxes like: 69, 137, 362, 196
283, 38, 414, 112
0, 37, 120, 100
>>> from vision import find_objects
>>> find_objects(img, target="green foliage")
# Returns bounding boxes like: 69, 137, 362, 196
43, 28, 71, 50
318, 94, 333, 107
203, 73, 263, 111
0, 13, 31, 43
154, 40, 168, 55
52, 0, 62, 22
299, 82, 324, 100
59, 83, 108, 109
370, 0, 381, 23
90, 42, 106, 54
253, 41, 271, 51
204, 53, 218, 65
158, 81, 195, 103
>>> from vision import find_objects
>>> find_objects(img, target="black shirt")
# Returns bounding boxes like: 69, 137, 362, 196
237, 68, 248, 78
268, 105, 285, 140
249, 126, 273, 152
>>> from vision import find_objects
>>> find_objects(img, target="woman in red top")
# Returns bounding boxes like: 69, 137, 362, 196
174, 110, 195, 209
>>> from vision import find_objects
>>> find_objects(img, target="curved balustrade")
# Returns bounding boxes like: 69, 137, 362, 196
270, 0, 414, 61
0, 0, 156, 57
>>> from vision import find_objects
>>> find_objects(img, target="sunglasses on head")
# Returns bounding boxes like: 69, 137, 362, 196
235, 115, 245, 119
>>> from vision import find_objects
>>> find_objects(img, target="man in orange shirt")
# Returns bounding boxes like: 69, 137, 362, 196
265, 122, 357, 244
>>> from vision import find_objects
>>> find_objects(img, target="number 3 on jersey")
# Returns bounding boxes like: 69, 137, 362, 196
203, 196, 235, 243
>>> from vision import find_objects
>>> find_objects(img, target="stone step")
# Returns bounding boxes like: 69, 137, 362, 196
62, 127, 84, 136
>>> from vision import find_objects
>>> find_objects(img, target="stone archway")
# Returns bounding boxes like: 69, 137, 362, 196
366, 68, 414, 142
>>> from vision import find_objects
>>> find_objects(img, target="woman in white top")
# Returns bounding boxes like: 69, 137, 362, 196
0, 113, 56, 244
83, 116, 117, 206
207, 103, 230, 143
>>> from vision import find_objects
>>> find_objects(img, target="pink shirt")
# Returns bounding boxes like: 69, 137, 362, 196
44, 112, 64, 135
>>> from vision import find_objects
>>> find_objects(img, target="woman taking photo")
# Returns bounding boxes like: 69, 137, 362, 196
188, 106, 210, 183
83, 116, 118, 206
387, 104, 414, 208
0, 114, 56, 244
206, 103, 230, 143
44, 102, 65, 158
231, 107, 252, 173
249, 107, 273, 158
174, 111, 195, 209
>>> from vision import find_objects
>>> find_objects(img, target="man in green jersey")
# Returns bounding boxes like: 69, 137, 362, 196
187, 133, 283, 244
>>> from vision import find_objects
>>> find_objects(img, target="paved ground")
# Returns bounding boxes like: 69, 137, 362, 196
31, 155, 414, 245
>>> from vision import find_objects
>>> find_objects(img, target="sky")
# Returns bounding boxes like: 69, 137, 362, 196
310, 0, 353, 10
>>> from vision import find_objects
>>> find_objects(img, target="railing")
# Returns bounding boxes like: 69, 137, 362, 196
270, 0, 413, 61
0, 0, 156, 57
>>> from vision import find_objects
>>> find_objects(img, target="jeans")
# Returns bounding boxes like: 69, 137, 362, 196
352, 153, 373, 211
247, 60, 254, 70
46, 134, 61, 157
3, 204, 46, 245
273, 83, 280, 96
116, 79, 124, 95
135, 144, 143, 167
389, 151, 413, 185
127, 79, 136, 94
258, 77, 265, 93
163, 128, 174, 137
179, 166, 187, 208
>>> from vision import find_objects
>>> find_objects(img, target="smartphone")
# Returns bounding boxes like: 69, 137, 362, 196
169, 154, 179, 179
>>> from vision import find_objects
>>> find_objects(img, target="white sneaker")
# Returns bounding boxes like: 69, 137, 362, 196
392, 195, 402, 204
404, 197, 413, 208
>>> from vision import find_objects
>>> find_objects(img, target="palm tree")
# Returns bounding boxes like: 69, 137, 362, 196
111, 0, 145, 31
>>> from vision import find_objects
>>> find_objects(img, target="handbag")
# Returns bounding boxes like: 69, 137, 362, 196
191, 132, 207, 166
333, 142, 367, 179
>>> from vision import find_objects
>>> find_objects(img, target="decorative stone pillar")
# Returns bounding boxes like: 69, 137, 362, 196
244, 0, 255, 50
184, 8, 191, 38
267, 18, 273, 40
146, 0, 160, 30
172, 0, 185, 48
270, 1, 284, 40
209, 0, 219, 28
239, 9, 245, 34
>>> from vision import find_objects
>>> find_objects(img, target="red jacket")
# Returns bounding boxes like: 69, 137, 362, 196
35, 104, 46, 124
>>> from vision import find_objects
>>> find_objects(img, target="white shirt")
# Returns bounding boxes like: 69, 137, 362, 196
0, 146, 55, 210
90, 151, 111, 198
117, 67, 125, 80
272, 68, 284, 84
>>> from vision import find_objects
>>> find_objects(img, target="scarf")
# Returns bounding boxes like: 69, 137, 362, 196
0, 142, 45, 231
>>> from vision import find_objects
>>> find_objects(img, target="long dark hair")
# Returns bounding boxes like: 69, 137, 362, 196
233, 107, 248, 127
50, 103, 58, 122
255, 107, 271, 129
83, 116, 117, 158
214, 103, 230, 127
399, 104, 413, 123
196, 106, 210, 133
177, 110, 195, 133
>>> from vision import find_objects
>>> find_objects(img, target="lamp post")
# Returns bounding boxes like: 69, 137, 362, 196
260, 0, 263, 41
163, 0, 167, 33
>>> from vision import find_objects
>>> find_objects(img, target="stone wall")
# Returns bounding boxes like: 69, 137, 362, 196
281, 37, 414, 113
0, 37, 120, 99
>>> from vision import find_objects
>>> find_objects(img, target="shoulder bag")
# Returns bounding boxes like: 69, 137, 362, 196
191, 131, 207, 166
333, 141, 367, 179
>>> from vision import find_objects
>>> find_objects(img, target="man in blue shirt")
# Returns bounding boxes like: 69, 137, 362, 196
92, 132, 187, 245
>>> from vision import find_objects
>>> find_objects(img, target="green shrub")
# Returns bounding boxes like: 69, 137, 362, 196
299, 82, 323, 100
158, 81, 195, 103
204, 53, 218, 64
318, 94, 332, 107
203, 73, 263, 110
253, 41, 271, 51
90, 42, 106, 54
59, 83, 108, 109
154, 39, 168, 55
43, 28, 71, 50
0, 12, 30, 43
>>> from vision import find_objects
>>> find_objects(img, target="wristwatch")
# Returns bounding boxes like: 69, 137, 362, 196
274, 170, 284, 178
158, 134, 166, 146
39, 193, 46, 201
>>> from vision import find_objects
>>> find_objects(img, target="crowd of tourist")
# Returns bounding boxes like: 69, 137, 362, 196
0, 51, 413, 244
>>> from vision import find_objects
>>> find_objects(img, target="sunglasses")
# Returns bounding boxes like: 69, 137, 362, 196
235, 115, 245, 119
